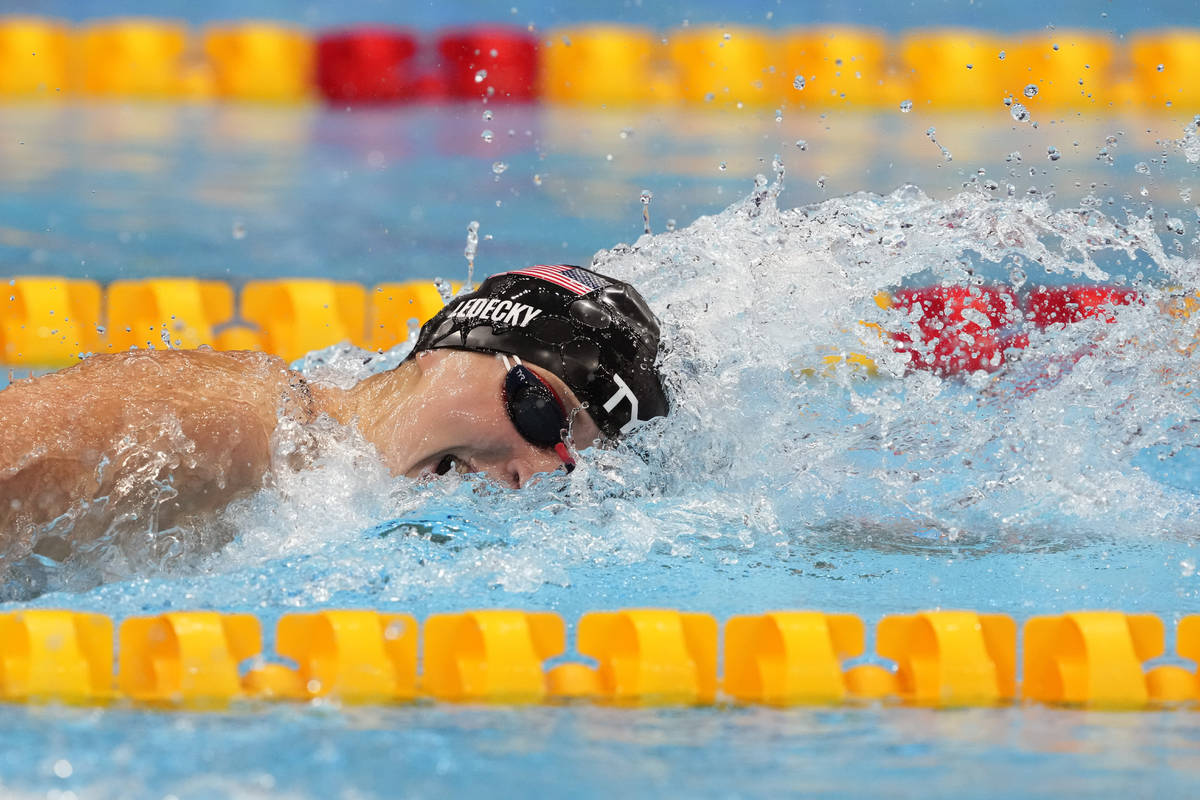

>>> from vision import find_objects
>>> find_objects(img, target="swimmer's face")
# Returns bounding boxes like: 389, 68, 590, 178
381, 349, 600, 489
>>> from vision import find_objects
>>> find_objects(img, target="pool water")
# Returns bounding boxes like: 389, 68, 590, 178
1, 103, 1200, 797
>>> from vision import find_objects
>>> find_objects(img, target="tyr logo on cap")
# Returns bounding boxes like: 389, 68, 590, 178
602, 373, 642, 434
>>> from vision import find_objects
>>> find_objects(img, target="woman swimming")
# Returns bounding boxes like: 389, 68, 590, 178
0, 265, 669, 562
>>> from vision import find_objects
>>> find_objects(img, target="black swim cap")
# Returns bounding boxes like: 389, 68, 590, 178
411, 265, 669, 439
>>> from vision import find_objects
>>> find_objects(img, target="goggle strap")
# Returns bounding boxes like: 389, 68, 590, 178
554, 442, 576, 473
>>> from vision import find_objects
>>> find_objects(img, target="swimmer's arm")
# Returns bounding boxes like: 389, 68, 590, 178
0, 349, 303, 545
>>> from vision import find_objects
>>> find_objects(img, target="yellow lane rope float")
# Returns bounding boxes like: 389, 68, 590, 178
1, 17, 1197, 109
0, 608, 1196, 709
3, 278, 1197, 374
0, 277, 460, 365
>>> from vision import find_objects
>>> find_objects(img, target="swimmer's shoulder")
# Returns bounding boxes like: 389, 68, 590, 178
9, 349, 302, 409
49, 348, 292, 379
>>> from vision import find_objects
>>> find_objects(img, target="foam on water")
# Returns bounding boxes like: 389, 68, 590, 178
8, 165, 1200, 607
588, 174, 1200, 542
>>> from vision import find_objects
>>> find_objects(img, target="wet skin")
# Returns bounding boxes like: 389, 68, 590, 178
0, 348, 598, 559
314, 348, 600, 487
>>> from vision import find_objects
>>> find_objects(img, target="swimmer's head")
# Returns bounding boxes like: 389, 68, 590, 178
411, 265, 670, 441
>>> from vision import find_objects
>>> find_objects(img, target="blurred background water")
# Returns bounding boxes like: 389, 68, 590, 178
1, 104, 1195, 285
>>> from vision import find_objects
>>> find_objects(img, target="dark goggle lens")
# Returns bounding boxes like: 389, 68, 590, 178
503, 365, 567, 448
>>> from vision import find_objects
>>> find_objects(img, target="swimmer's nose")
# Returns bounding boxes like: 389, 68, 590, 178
506, 451, 566, 488
506, 457, 534, 489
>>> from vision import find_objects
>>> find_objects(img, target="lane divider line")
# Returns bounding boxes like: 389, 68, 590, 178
1, 18, 1197, 109
0, 608, 1195, 709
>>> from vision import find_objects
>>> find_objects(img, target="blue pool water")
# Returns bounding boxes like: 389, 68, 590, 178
1, 101, 1200, 797
6, 0, 1193, 35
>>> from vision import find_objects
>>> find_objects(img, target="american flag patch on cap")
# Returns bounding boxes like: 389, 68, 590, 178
506, 264, 610, 295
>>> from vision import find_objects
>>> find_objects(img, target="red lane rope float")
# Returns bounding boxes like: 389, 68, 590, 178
890, 286, 1021, 375
437, 27, 538, 102
1026, 285, 1142, 327
886, 285, 1143, 375
316, 28, 419, 104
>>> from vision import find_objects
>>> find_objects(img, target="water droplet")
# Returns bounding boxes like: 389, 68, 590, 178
480, 129, 493, 143
1157, 63, 1165, 72
899, 99, 913, 113
1023, 84, 1038, 98
532, 173, 543, 186
463, 221, 480, 286
619, 127, 634, 139
723, 32, 732, 40
966, 63, 974, 69
482, 110, 493, 121
794, 139, 808, 151
53, 759, 72, 779
1047, 145, 1061, 161
817, 175, 828, 189
924, 127, 952, 162
998, 50, 1006, 60
231, 221, 246, 240
1134, 161, 1150, 174
718, 161, 727, 171
1010, 102, 1030, 122
793, 75, 806, 91
1052, 43, 1060, 51
474, 69, 488, 83
640, 189, 653, 204
491, 161, 508, 175
489, 48, 499, 58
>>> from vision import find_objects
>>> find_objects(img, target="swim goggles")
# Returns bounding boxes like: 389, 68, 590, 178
500, 354, 576, 473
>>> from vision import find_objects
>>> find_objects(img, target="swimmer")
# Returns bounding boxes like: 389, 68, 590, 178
0, 265, 669, 559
